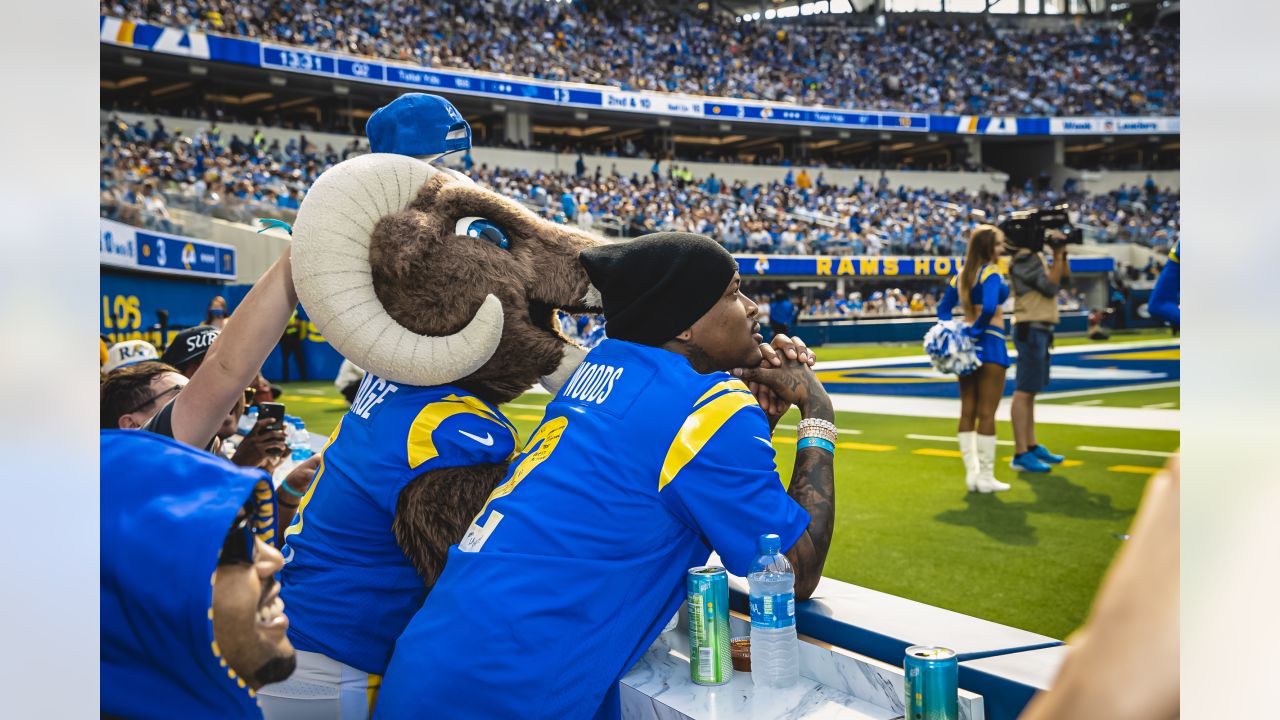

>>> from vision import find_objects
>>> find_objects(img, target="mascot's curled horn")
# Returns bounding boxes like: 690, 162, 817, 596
272, 95, 604, 694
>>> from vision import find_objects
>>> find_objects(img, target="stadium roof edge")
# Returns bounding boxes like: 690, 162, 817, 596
99, 15, 1179, 138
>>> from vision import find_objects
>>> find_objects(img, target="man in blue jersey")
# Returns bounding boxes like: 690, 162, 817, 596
375, 232, 837, 719
1148, 239, 1180, 325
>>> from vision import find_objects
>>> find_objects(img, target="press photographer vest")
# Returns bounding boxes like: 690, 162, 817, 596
1011, 250, 1060, 325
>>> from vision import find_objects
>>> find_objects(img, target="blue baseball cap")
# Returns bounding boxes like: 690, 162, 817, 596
366, 93, 471, 158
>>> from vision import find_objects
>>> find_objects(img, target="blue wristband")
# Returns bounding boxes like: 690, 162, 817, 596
277, 480, 308, 499
797, 437, 836, 454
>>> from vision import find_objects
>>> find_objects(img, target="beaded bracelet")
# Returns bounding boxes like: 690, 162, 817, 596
797, 436, 836, 454
277, 480, 309, 499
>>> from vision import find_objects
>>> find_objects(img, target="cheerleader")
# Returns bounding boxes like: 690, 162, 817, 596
938, 225, 1012, 493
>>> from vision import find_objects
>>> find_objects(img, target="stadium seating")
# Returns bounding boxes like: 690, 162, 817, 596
100, 1, 1178, 117
101, 110, 1180, 259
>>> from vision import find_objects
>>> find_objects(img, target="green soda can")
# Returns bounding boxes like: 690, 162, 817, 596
687, 566, 732, 686
903, 645, 959, 720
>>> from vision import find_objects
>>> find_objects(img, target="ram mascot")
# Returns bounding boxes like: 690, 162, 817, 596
259, 95, 604, 718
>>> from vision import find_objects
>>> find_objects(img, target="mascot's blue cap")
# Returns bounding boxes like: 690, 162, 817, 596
366, 93, 472, 158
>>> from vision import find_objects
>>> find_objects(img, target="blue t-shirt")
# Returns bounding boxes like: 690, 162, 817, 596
373, 339, 809, 719
770, 298, 796, 326
281, 374, 517, 675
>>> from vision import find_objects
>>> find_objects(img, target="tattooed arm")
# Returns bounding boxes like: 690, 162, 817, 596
734, 358, 836, 601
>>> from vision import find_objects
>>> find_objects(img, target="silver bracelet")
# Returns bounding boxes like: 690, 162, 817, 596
797, 418, 838, 436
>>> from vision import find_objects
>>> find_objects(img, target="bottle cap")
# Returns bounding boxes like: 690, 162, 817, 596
758, 533, 781, 555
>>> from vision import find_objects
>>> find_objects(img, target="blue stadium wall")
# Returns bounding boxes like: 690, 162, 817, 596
100, 269, 347, 382
103, 271, 1161, 383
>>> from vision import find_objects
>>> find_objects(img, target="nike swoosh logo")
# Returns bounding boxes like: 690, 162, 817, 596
459, 429, 495, 446
754, 436, 773, 447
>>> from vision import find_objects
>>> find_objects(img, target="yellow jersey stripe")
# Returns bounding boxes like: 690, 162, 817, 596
658, 391, 757, 492
282, 416, 345, 539
406, 396, 516, 469
367, 674, 382, 715
694, 379, 750, 408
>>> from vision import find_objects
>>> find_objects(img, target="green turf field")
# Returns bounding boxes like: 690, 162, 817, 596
811, 326, 1176, 363
277, 377, 1177, 640
1039, 384, 1180, 409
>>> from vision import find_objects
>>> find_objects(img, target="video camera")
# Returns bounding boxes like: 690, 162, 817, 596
998, 205, 1083, 253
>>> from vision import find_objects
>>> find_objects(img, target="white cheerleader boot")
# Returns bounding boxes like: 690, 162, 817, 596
958, 431, 979, 492
974, 434, 1011, 493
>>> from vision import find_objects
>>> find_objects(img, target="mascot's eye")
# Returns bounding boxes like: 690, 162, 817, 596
455, 217, 510, 251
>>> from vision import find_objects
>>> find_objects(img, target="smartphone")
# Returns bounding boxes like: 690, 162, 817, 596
258, 402, 286, 432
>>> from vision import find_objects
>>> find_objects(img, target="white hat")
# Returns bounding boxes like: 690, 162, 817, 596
103, 340, 159, 373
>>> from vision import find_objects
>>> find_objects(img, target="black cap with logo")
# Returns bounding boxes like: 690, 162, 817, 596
160, 325, 221, 369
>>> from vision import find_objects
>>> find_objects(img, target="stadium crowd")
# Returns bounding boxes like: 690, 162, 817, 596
102, 0, 1178, 116
100, 114, 1180, 256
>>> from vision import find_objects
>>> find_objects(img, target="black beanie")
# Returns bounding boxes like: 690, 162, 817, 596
580, 232, 740, 346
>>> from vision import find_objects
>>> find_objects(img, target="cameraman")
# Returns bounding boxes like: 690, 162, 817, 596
1008, 230, 1070, 473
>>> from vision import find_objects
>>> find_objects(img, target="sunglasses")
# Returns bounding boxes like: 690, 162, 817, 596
218, 512, 257, 566
218, 480, 276, 566
124, 382, 184, 415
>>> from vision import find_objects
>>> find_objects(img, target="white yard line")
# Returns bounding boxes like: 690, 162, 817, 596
906, 433, 1014, 446
1038, 381, 1180, 401
1142, 402, 1177, 410
828, 393, 1180, 430
1070, 399, 1104, 406
1076, 446, 1176, 458
812, 337, 1179, 370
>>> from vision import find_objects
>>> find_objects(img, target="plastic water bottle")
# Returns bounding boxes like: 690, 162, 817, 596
237, 406, 259, 436
749, 533, 799, 688
272, 417, 304, 486
290, 420, 313, 463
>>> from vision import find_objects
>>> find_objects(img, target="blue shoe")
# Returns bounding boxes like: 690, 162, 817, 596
1031, 445, 1064, 465
1011, 452, 1052, 473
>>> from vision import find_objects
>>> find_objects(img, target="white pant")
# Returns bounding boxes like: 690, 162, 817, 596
257, 650, 380, 720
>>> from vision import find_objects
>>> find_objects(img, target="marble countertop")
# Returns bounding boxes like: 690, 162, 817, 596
621, 609, 984, 720
621, 627, 901, 720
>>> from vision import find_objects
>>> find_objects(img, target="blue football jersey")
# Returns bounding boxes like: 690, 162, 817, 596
373, 339, 810, 720
280, 374, 518, 675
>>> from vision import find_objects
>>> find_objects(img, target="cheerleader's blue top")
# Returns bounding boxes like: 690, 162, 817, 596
937, 263, 1009, 333
373, 339, 810, 720
280, 374, 518, 675
101, 431, 270, 720
1148, 239, 1180, 324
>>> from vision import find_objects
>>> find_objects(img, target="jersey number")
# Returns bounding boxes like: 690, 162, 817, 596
459, 415, 568, 553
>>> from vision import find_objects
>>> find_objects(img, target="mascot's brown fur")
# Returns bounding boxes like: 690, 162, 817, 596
292, 153, 602, 590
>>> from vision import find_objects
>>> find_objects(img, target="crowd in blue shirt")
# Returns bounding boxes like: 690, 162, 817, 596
476, 163, 1180, 255
103, 0, 1178, 117
100, 115, 1179, 257
100, 113, 364, 228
